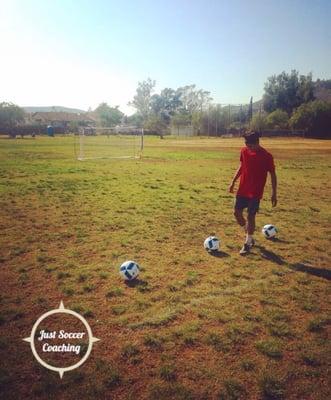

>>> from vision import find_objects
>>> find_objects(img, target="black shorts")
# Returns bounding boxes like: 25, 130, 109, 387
235, 196, 260, 215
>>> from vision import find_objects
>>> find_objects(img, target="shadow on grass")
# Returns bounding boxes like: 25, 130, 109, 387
257, 246, 331, 281
207, 250, 230, 258
125, 278, 149, 288
255, 245, 286, 265
289, 263, 331, 281
267, 237, 290, 244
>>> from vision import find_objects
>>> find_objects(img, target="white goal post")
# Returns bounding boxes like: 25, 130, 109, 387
75, 126, 144, 161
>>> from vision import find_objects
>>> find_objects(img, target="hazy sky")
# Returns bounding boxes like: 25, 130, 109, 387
1, 0, 330, 114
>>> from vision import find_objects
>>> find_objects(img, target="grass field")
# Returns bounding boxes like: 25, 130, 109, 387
0, 135, 330, 400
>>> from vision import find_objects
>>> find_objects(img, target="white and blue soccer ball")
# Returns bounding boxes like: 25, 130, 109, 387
204, 236, 220, 251
119, 260, 140, 281
262, 224, 277, 239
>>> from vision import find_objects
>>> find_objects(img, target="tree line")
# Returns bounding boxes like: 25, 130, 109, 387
250, 72, 331, 137
128, 72, 331, 138
1, 71, 330, 137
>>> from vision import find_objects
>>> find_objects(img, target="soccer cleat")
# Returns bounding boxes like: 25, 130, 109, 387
239, 239, 255, 255
239, 243, 251, 255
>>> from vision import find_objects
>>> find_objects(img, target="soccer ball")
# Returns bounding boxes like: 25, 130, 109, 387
262, 224, 277, 239
204, 236, 220, 251
119, 260, 140, 281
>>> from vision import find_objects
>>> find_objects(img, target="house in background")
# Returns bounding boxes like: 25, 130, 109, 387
26, 112, 96, 131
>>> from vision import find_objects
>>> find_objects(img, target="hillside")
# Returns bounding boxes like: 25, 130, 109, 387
314, 87, 331, 102
23, 106, 86, 114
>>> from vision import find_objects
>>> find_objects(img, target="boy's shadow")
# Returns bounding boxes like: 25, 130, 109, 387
255, 245, 331, 280
254, 244, 286, 265
290, 263, 331, 281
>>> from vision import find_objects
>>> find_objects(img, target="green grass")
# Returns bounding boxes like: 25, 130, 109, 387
106, 287, 123, 298
0, 136, 330, 400
256, 339, 283, 359
259, 374, 286, 399
241, 359, 255, 371
307, 317, 330, 332
121, 343, 140, 358
205, 331, 229, 352
143, 333, 164, 349
218, 379, 246, 400
159, 364, 177, 381
149, 383, 194, 400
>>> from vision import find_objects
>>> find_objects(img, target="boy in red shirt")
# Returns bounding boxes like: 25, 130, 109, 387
229, 131, 277, 255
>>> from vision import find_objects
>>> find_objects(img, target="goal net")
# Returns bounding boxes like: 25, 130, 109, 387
75, 127, 144, 161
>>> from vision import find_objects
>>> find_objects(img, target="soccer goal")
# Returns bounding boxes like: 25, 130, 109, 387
75, 127, 144, 161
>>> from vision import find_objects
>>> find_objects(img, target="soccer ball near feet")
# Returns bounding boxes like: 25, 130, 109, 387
119, 260, 140, 281
204, 236, 220, 251
262, 224, 277, 239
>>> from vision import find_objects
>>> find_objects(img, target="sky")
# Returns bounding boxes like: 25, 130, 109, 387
1, 0, 330, 115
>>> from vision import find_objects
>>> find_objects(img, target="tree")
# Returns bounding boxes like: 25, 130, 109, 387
192, 111, 204, 134
0, 102, 25, 128
248, 97, 253, 121
145, 114, 168, 136
171, 113, 191, 135
126, 113, 144, 127
129, 78, 156, 121
176, 85, 212, 113
265, 109, 289, 129
290, 100, 331, 138
199, 105, 228, 135
263, 70, 315, 114
150, 88, 182, 121
231, 104, 249, 128
94, 103, 123, 127
315, 79, 331, 90
250, 114, 267, 132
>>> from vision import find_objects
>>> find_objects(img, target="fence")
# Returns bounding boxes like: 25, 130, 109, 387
0, 125, 68, 137
261, 130, 305, 137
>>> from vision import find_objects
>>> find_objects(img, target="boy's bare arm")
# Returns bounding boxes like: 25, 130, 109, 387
229, 165, 242, 193
270, 170, 277, 207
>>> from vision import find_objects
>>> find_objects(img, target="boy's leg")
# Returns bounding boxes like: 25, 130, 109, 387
234, 197, 250, 255
245, 198, 260, 244
234, 196, 248, 228
239, 198, 259, 255
247, 214, 255, 235
234, 208, 246, 228
245, 213, 256, 246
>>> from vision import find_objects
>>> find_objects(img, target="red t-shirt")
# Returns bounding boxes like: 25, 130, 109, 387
237, 146, 275, 199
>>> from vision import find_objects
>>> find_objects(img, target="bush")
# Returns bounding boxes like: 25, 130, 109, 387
0, 102, 25, 129
266, 109, 289, 129
145, 114, 169, 136
250, 114, 267, 131
290, 100, 331, 138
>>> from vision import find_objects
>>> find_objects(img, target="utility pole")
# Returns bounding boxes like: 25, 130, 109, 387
240, 104, 243, 133
207, 105, 210, 137
248, 96, 253, 122
259, 102, 262, 135
228, 104, 231, 134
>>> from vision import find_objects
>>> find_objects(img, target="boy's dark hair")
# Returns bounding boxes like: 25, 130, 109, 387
243, 131, 260, 144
